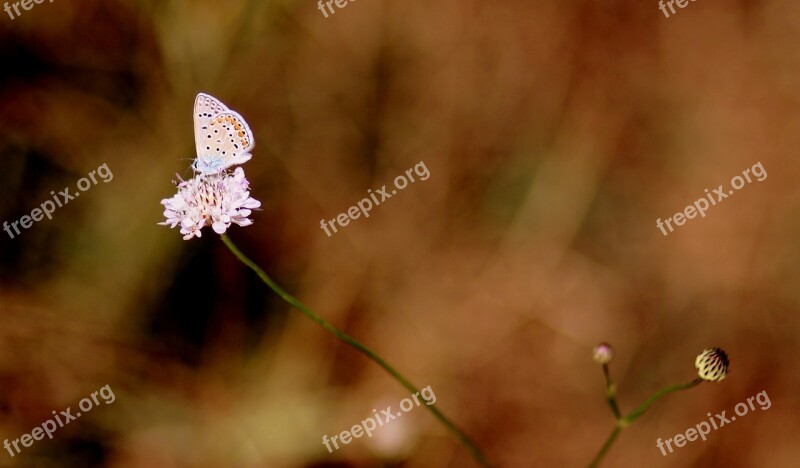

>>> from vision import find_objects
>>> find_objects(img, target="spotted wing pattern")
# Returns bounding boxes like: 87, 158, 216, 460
192, 93, 254, 174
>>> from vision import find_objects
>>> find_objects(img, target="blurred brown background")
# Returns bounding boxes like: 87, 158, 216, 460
1, 0, 798, 466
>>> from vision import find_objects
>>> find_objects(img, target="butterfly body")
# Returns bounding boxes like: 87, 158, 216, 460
192, 93, 255, 174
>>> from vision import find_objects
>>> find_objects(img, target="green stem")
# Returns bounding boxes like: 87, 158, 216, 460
602, 364, 621, 419
588, 374, 704, 467
220, 234, 493, 467
622, 378, 702, 424
587, 426, 621, 468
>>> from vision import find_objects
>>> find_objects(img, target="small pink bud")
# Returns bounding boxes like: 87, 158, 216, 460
593, 343, 615, 364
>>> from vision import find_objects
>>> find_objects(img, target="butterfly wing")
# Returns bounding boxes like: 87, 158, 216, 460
192, 93, 255, 173
194, 93, 230, 132
194, 93, 230, 163
195, 111, 255, 173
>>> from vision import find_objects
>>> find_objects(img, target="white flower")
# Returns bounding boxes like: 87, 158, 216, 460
159, 167, 261, 240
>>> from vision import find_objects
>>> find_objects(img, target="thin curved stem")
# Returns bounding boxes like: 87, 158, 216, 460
220, 234, 493, 467
588, 373, 704, 467
622, 378, 702, 424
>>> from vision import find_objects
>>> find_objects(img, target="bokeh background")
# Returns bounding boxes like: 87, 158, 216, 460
1, 0, 799, 466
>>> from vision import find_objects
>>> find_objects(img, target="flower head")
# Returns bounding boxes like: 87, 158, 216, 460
593, 342, 615, 364
695, 347, 729, 382
160, 167, 261, 240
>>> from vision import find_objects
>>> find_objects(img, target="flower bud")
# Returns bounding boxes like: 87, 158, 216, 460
695, 348, 729, 382
592, 343, 614, 364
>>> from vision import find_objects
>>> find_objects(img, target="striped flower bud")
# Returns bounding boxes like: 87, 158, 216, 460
695, 348, 729, 382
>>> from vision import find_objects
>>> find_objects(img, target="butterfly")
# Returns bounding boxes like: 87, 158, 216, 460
192, 93, 255, 174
